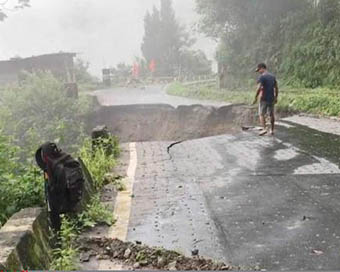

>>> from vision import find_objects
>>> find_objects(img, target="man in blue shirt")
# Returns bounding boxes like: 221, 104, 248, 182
253, 63, 279, 136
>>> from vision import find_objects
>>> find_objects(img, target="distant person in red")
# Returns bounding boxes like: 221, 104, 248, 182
132, 63, 140, 78
149, 59, 156, 74
253, 63, 279, 136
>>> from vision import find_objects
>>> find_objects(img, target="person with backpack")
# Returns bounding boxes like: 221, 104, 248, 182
35, 142, 84, 231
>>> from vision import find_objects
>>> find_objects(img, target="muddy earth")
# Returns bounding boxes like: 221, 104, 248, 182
84, 85, 340, 271
78, 237, 242, 271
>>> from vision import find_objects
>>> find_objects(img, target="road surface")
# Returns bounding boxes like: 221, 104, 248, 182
92, 85, 229, 108
95, 86, 340, 270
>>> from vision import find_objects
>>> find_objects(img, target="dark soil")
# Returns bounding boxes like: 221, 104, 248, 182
77, 237, 244, 271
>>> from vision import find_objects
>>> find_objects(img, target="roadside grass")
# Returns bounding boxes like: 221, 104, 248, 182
167, 82, 340, 117
51, 195, 116, 271
79, 136, 120, 190
51, 136, 120, 271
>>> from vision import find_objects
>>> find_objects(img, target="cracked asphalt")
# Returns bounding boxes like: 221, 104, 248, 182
95, 86, 340, 270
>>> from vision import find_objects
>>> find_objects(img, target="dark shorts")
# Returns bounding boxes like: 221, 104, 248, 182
259, 101, 274, 116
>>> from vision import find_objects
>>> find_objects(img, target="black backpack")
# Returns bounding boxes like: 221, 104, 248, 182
35, 142, 84, 210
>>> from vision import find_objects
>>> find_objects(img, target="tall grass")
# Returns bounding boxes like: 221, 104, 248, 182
167, 82, 340, 117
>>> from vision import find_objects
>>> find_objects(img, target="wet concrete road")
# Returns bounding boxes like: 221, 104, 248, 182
127, 125, 340, 270
93, 85, 229, 107
94, 86, 340, 270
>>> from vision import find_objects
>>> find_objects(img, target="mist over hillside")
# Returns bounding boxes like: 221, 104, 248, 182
0, 0, 216, 76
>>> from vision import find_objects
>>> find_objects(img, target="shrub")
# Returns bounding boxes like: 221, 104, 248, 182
0, 71, 92, 159
0, 71, 94, 227
0, 132, 44, 227
79, 137, 120, 190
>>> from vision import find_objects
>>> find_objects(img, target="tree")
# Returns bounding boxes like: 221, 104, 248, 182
0, 0, 30, 21
141, 0, 207, 77
141, 7, 162, 70
74, 58, 96, 84
180, 50, 212, 76
195, 0, 340, 88
142, 0, 185, 76
317, 0, 340, 24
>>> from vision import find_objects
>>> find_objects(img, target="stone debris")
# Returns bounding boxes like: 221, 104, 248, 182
191, 249, 199, 256
168, 260, 177, 270
133, 262, 141, 269
80, 252, 90, 263
124, 248, 132, 259
78, 237, 238, 270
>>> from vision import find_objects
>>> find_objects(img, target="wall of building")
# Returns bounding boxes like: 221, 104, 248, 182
0, 53, 76, 85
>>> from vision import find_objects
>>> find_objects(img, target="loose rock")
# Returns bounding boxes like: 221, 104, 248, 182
157, 256, 166, 267
133, 262, 141, 269
191, 249, 199, 256
168, 261, 177, 271
124, 248, 132, 259
80, 252, 91, 262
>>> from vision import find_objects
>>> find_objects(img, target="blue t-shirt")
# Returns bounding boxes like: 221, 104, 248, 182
257, 73, 277, 103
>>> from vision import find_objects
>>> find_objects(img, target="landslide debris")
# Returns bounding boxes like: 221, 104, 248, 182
78, 237, 239, 270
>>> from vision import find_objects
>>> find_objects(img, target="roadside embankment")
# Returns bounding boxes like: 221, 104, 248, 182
0, 157, 98, 270
0, 208, 51, 270
89, 103, 258, 143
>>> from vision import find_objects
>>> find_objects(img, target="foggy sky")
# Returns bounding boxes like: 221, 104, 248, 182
0, 0, 216, 76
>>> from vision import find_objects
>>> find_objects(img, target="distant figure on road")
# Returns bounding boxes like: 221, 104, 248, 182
253, 63, 279, 136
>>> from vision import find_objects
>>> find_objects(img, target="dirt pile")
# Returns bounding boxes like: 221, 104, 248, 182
78, 237, 238, 270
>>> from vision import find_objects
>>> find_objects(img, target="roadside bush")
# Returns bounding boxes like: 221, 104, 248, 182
0, 71, 94, 227
52, 137, 119, 271
50, 215, 79, 271
0, 71, 92, 159
51, 195, 116, 271
0, 132, 44, 227
79, 136, 120, 190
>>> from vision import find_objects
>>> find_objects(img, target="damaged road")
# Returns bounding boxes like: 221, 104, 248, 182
127, 124, 340, 271
89, 86, 340, 271
167, 141, 184, 160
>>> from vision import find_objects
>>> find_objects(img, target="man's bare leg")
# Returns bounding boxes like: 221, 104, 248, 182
270, 114, 275, 135
259, 114, 267, 136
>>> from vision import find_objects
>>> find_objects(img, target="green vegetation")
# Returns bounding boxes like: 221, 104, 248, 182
0, 72, 92, 158
196, 0, 340, 88
0, 0, 30, 21
50, 216, 79, 271
141, 0, 211, 77
167, 82, 340, 117
51, 196, 116, 271
0, 71, 93, 227
51, 137, 119, 271
0, 70, 120, 270
74, 58, 101, 92
0, 133, 44, 227
79, 137, 120, 190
